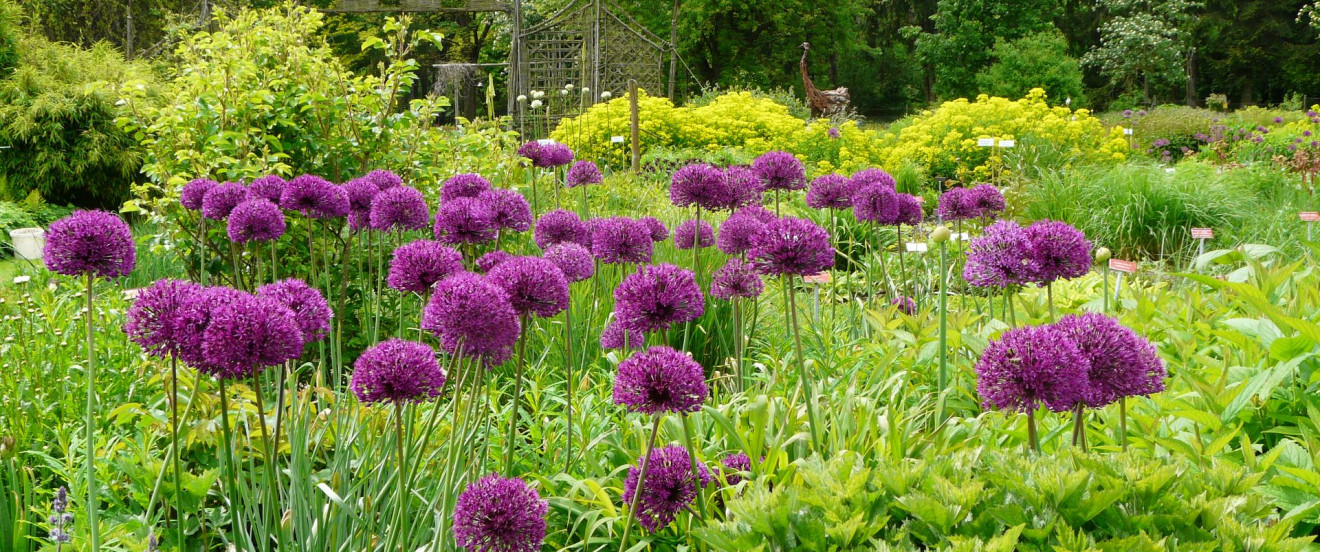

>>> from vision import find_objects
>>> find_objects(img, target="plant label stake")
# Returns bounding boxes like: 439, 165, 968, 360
1190, 227, 1213, 257
804, 272, 830, 324
1109, 259, 1137, 303
610, 135, 625, 144
905, 242, 928, 253
1301, 212, 1319, 241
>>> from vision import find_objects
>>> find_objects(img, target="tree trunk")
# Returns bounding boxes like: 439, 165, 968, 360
1185, 47, 1197, 107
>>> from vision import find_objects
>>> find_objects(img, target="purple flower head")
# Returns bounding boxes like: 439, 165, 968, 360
1122, 109, 1133, 118
968, 184, 1006, 217
613, 263, 705, 334
590, 217, 653, 265
710, 258, 763, 300
281, 175, 350, 219
674, 219, 715, 250
543, 242, 594, 282
640, 216, 669, 242
723, 165, 765, 210
125, 278, 204, 360
202, 182, 251, 220
852, 182, 899, 224
247, 175, 286, 203
828, 126, 841, 139
894, 194, 924, 226
937, 187, 977, 221
851, 168, 897, 190
538, 143, 574, 168
344, 177, 380, 213
622, 444, 713, 532
671, 164, 732, 211
227, 199, 286, 243
1137, 110, 1147, 116
479, 189, 533, 233
964, 220, 1032, 288
1274, 116, 1284, 123
534, 209, 590, 250
891, 296, 916, 315
566, 161, 603, 187
387, 240, 464, 295
363, 169, 403, 191
350, 338, 446, 404
752, 151, 806, 191
452, 474, 548, 552
1024, 220, 1092, 285
175, 286, 245, 370
43, 210, 136, 278
1053, 313, 1165, 407
256, 278, 332, 343
442, 174, 493, 203
600, 321, 643, 351
477, 250, 513, 273
976, 324, 1090, 413
201, 292, 305, 380
613, 345, 708, 415
722, 452, 752, 486
487, 256, 570, 318
370, 185, 431, 232
806, 174, 855, 210
181, 178, 217, 210
748, 217, 834, 276
434, 197, 497, 245
422, 272, 521, 364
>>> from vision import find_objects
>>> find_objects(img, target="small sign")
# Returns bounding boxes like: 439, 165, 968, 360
914, 196, 925, 203
1300, 212, 1320, 222
1123, 128, 1134, 136
803, 272, 831, 284
977, 138, 995, 147
998, 139, 1016, 148
905, 242, 929, 253
1109, 259, 1137, 274
1190, 228, 1214, 239
537, 138, 555, 146
957, 232, 972, 242
610, 135, 625, 143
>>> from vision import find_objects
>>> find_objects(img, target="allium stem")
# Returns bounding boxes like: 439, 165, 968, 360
1047, 283, 1056, 323
84, 274, 101, 552
252, 383, 279, 536
937, 242, 949, 406
1072, 404, 1088, 452
1026, 408, 1038, 453
679, 416, 708, 523
217, 379, 244, 547
1119, 397, 1128, 451
564, 302, 575, 474
784, 276, 824, 454
897, 224, 908, 299
170, 356, 184, 549
504, 315, 530, 475
733, 298, 744, 392
390, 402, 408, 552
1102, 266, 1110, 313
618, 415, 662, 552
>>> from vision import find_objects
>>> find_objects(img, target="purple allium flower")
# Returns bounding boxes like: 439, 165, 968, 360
976, 324, 1090, 413
852, 182, 899, 224
370, 185, 430, 232
175, 286, 245, 370
894, 194, 923, 226
125, 278, 204, 359
181, 178, 217, 210
477, 250, 513, 273
200, 292, 305, 380
674, 219, 715, 250
1151, 138, 1171, 148
964, 220, 1032, 288
1053, 313, 1165, 407
1274, 116, 1284, 123
350, 338, 446, 404
828, 126, 841, 139
534, 209, 590, 250
590, 217, 653, 265
1024, 220, 1092, 286
480, 189, 533, 233
202, 182, 251, 221
344, 177, 380, 213
716, 211, 765, 257
621, 444, 713, 532
722, 452, 752, 485
281, 175, 351, 219
671, 163, 732, 211
748, 217, 834, 276
543, 242, 594, 282
891, 295, 916, 315
710, 258, 763, 300
256, 278, 332, 343
566, 161, 603, 187
968, 184, 1006, 217
227, 199, 286, 243
1137, 110, 1147, 116
516, 142, 543, 166
434, 197, 497, 245
723, 165, 765, 210
442, 174, 493, 203
640, 216, 669, 242
613, 263, 705, 334
806, 174, 855, 210
487, 256, 570, 318
600, 321, 643, 351
422, 272, 521, 363
851, 168, 897, 190
613, 345, 708, 414
937, 187, 977, 221
363, 169, 403, 191
452, 474, 548, 552
752, 151, 806, 191
387, 240, 464, 295
247, 175, 286, 203
1122, 109, 1133, 118
43, 210, 136, 278
538, 143, 574, 168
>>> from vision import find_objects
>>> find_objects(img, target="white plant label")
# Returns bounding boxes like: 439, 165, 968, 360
977, 138, 995, 147
905, 242, 928, 253
611, 136, 625, 143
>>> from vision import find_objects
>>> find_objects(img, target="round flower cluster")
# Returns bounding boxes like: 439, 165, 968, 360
369, 185, 430, 232
613, 345, 708, 415
247, 175, 286, 203
673, 220, 715, 250
805, 174, 855, 210
480, 189, 534, 233
181, 178, 218, 211
671, 163, 732, 211
202, 182, 251, 220
566, 161, 603, 187
534, 209, 590, 250
442, 174, 493, 203
452, 474, 548, 552
387, 240, 464, 295
612, 263, 704, 335
227, 199, 286, 243
590, 217, 653, 265
350, 338, 446, 404
748, 217, 834, 276
256, 278, 332, 344
542, 242, 594, 283
422, 272, 521, 364
751, 151, 806, 191
486, 256, 570, 318
44, 210, 137, 279
717, 205, 775, 256
434, 197, 497, 245
125, 278, 204, 360
621, 444, 712, 532
710, 258, 763, 300
281, 175, 350, 219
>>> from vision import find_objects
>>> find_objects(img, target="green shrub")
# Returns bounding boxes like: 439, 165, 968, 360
974, 30, 1085, 107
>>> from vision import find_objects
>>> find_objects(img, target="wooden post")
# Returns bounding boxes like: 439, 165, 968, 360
508, 0, 523, 116
125, 0, 134, 59
667, 0, 680, 100
629, 79, 640, 173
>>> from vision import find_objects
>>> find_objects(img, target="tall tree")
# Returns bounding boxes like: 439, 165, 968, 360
1082, 0, 1200, 105
914, 0, 1062, 100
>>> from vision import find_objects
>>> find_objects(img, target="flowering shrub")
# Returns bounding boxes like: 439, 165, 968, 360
878, 88, 1128, 180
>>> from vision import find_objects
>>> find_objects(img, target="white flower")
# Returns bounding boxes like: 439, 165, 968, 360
530, 100, 543, 109
565, 83, 575, 90
559, 89, 568, 96
601, 91, 613, 99
532, 90, 545, 99
12, 276, 29, 285
581, 87, 590, 94
516, 94, 527, 102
